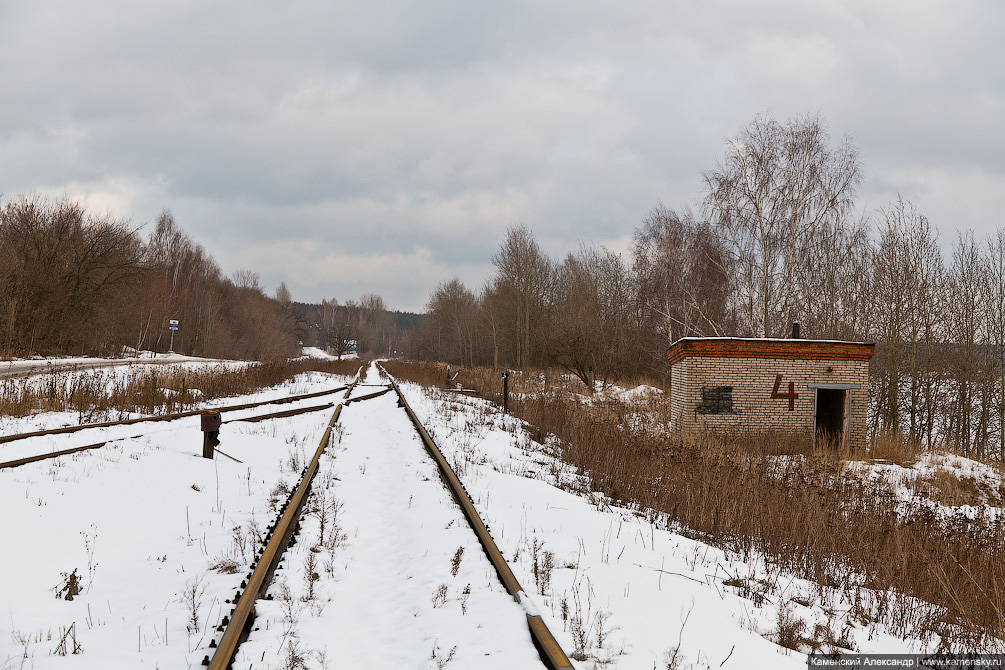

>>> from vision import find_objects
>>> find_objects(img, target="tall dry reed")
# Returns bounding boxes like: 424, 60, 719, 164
389, 360, 1005, 651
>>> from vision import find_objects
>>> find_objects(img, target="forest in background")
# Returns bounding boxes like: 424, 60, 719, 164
417, 113, 1005, 460
0, 199, 417, 361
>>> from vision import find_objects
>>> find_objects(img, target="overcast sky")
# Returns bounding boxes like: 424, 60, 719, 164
2, 1, 1003, 312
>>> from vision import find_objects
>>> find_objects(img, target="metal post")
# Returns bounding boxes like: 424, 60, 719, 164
168, 319, 179, 354
502, 371, 509, 414
200, 411, 221, 459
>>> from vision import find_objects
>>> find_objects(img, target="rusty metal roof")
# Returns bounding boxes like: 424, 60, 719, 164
666, 337, 875, 366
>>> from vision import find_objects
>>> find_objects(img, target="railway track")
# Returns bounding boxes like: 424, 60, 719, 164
203, 363, 572, 669
0, 383, 357, 470
0, 384, 355, 445
0, 362, 571, 667
203, 377, 361, 669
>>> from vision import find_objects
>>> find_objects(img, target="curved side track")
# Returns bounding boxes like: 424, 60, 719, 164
0, 397, 347, 472
0, 384, 352, 445
205, 375, 361, 669
378, 364, 573, 670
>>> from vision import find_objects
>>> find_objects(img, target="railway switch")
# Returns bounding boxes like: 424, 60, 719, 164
201, 410, 222, 458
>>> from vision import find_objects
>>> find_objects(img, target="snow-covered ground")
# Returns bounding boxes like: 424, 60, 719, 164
1, 370, 352, 669
0, 364, 325, 449
234, 374, 541, 669
398, 381, 957, 667
0, 362, 961, 669
843, 450, 1005, 522
0, 353, 238, 380
299, 347, 357, 361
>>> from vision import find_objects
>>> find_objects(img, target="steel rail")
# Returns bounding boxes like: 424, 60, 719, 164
0, 396, 353, 471
378, 364, 573, 669
0, 440, 111, 470
204, 374, 360, 669
225, 402, 334, 424
343, 386, 394, 404
0, 384, 351, 445
203, 366, 570, 669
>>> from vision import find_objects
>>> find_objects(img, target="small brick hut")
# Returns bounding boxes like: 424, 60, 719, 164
666, 337, 875, 448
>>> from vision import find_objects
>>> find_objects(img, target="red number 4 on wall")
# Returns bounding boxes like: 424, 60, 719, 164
771, 374, 799, 411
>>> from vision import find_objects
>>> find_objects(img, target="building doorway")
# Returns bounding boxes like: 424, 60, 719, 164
815, 388, 846, 447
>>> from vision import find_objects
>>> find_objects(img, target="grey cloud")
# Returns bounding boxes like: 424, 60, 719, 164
2, 1, 1003, 310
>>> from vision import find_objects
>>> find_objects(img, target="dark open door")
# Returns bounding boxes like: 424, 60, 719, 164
815, 388, 846, 447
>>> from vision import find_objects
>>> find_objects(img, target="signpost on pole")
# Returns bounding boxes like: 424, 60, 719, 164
168, 319, 179, 354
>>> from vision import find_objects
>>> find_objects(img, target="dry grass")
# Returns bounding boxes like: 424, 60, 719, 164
381, 360, 450, 389
516, 393, 1005, 650
389, 360, 1005, 651
866, 431, 924, 466
775, 601, 806, 651
912, 470, 1005, 508
0, 358, 364, 419
381, 360, 628, 399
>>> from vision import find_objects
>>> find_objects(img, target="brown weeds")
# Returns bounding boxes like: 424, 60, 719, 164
867, 431, 923, 466
912, 470, 999, 507
0, 358, 364, 419
389, 360, 1005, 650
381, 360, 450, 389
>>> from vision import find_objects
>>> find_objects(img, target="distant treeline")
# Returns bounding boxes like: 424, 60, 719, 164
296, 295, 420, 361
418, 113, 1005, 460
0, 195, 417, 361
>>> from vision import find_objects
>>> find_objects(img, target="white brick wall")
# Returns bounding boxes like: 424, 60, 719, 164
670, 356, 870, 448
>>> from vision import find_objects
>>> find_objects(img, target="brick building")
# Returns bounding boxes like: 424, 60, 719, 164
666, 337, 875, 449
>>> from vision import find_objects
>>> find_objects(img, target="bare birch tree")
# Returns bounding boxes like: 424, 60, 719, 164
945, 231, 987, 458
703, 114, 861, 337
791, 217, 873, 341
423, 279, 480, 366
870, 198, 944, 442
986, 230, 1005, 462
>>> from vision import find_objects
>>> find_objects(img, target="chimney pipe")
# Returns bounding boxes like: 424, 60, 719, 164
791, 322, 801, 339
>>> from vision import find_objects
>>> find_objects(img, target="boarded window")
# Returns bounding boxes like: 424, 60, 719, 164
695, 386, 737, 415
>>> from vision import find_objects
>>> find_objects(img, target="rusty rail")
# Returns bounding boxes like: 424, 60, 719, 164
202, 366, 570, 669
0, 401, 342, 471
0, 384, 351, 445
204, 375, 360, 669
0, 440, 111, 470
226, 402, 334, 424
343, 386, 393, 404
378, 363, 573, 669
